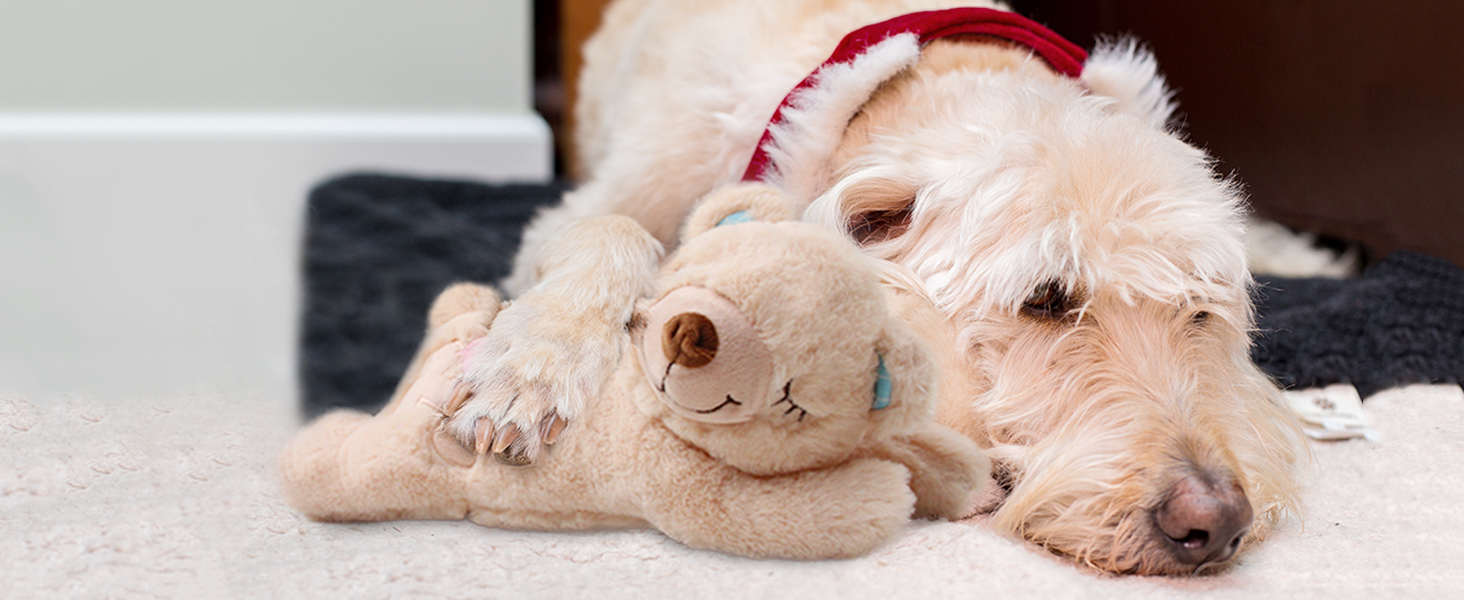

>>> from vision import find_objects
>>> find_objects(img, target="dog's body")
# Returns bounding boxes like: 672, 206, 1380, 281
448, 0, 1306, 575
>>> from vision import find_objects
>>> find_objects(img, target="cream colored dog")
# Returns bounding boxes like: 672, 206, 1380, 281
446, 0, 1307, 576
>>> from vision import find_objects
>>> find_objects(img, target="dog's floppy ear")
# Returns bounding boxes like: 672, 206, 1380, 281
1081, 37, 1178, 130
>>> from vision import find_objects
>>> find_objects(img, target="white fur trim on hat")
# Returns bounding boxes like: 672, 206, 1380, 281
759, 33, 922, 201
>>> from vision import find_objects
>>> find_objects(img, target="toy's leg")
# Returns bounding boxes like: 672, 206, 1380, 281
647, 458, 917, 560
446, 215, 663, 466
278, 285, 501, 522
856, 429, 992, 520
376, 282, 503, 417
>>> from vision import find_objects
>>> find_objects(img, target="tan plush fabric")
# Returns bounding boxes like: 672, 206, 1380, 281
640, 286, 774, 424
276, 196, 989, 559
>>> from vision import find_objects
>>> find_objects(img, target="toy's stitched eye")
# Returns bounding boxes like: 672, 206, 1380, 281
1021, 281, 1074, 320
770, 380, 806, 421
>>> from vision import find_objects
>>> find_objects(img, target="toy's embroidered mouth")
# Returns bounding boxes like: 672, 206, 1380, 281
656, 362, 672, 393
771, 381, 806, 421
695, 395, 743, 414
658, 372, 801, 421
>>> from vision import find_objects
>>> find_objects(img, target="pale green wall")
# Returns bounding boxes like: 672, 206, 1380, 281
0, 0, 530, 112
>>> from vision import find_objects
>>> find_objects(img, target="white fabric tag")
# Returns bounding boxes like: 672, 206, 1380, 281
1282, 384, 1381, 442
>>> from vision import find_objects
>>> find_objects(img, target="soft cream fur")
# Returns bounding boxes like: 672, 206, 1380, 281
280, 197, 990, 559
450, 0, 1307, 575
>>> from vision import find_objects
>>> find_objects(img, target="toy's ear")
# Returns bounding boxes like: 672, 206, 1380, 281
1081, 37, 1177, 130
681, 183, 797, 240
865, 316, 939, 439
859, 316, 991, 519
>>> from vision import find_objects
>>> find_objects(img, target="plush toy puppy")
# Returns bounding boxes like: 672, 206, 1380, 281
278, 191, 989, 559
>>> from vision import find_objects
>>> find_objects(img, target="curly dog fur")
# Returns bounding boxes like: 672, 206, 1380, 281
447, 0, 1307, 575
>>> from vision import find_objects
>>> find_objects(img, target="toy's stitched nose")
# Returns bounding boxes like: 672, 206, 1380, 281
663, 312, 718, 368
1154, 473, 1253, 568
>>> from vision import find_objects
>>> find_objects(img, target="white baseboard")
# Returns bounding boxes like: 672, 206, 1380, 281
0, 112, 553, 401
0, 112, 552, 180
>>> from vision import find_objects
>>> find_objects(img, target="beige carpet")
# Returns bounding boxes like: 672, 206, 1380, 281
4, 384, 1460, 599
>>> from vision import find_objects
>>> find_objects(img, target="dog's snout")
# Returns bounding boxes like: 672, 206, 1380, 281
663, 312, 719, 368
1154, 474, 1253, 567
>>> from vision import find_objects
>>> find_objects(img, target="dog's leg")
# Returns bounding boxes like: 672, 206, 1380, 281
503, 177, 707, 297
500, 187, 606, 298
445, 215, 664, 465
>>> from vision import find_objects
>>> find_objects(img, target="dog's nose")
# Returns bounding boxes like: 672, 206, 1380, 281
1154, 474, 1254, 567
663, 312, 718, 368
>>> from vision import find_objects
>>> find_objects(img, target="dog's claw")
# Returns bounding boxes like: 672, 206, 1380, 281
447, 382, 474, 414
494, 445, 533, 466
491, 423, 533, 466
447, 290, 628, 465
541, 411, 567, 446
491, 423, 521, 455
474, 418, 496, 455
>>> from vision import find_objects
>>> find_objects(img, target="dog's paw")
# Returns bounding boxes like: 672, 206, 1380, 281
443, 297, 626, 465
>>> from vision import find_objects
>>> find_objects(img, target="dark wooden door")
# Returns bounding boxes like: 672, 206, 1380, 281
1016, 0, 1464, 267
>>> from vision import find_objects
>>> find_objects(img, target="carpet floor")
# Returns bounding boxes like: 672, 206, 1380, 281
4, 384, 1459, 598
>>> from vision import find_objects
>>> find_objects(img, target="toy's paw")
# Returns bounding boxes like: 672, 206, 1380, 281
443, 297, 624, 465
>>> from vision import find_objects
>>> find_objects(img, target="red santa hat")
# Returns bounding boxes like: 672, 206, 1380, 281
741, 8, 1089, 199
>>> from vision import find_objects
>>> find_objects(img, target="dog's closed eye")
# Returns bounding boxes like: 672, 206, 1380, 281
1021, 280, 1076, 320
848, 205, 913, 245
1183, 296, 1216, 329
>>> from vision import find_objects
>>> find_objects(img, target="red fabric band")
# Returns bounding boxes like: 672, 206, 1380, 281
742, 7, 1088, 183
